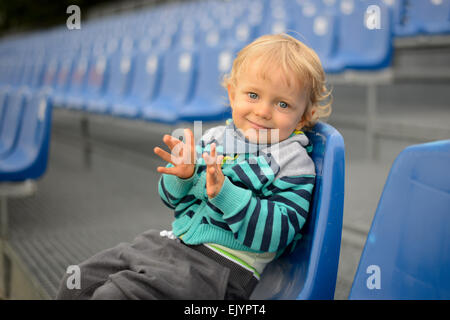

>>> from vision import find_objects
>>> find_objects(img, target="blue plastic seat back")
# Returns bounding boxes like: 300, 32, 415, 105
152, 49, 197, 107
349, 140, 450, 299
9, 56, 25, 88
104, 51, 134, 99
54, 55, 75, 93
400, 0, 450, 35
197, 29, 225, 49
66, 54, 90, 94
195, 45, 235, 104
178, 45, 236, 121
233, 22, 260, 45
251, 122, 345, 300
336, 0, 393, 69
0, 90, 26, 157
16, 90, 52, 160
128, 51, 162, 102
258, 17, 296, 38
41, 54, 60, 89
19, 59, 36, 88
0, 88, 9, 131
29, 54, 46, 90
295, 10, 338, 68
84, 54, 109, 96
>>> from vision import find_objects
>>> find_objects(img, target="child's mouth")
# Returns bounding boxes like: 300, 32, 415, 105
247, 119, 270, 130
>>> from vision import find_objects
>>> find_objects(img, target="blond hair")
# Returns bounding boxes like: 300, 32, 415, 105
222, 33, 332, 129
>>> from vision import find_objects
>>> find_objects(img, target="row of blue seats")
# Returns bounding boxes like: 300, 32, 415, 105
1, 0, 395, 73
0, 0, 448, 126
394, 0, 450, 36
56, 45, 236, 123
0, 1, 397, 124
0, 87, 52, 181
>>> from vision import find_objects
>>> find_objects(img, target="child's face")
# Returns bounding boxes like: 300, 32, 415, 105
227, 59, 308, 144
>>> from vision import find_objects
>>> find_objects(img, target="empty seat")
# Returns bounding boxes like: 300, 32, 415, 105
0, 90, 26, 158
41, 54, 60, 91
78, 54, 110, 113
142, 49, 197, 124
61, 53, 91, 110
294, 8, 340, 73
338, 0, 393, 70
349, 140, 450, 299
178, 45, 236, 122
396, 0, 450, 36
111, 51, 162, 119
0, 89, 53, 181
51, 54, 76, 108
88, 50, 135, 115
0, 87, 10, 130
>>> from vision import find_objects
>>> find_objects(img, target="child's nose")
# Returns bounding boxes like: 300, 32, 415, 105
254, 101, 272, 119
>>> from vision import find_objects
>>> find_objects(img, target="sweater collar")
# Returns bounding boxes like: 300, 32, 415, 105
222, 118, 309, 155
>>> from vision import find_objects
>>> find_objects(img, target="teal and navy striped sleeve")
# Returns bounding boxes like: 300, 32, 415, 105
209, 173, 315, 253
158, 163, 197, 209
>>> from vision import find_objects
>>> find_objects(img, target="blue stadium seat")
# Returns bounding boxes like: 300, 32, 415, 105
62, 54, 91, 109
258, 17, 296, 38
389, 0, 408, 36
51, 54, 76, 107
330, 0, 394, 71
349, 140, 450, 299
142, 49, 197, 124
0, 89, 52, 181
178, 45, 236, 122
85, 50, 134, 115
17, 56, 36, 89
28, 54, 46, 90
41, 54, 60, 91
0, 89, 26, 158
0, 87, 10, 128
79, 54, 110, 113
396, 0, 450, 36
294, 9, 340, 73
227, 22, 260, 47
251, 122, 345, 300
111, 51, 162, 119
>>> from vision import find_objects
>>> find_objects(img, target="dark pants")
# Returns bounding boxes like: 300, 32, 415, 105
55, 229, 258, 300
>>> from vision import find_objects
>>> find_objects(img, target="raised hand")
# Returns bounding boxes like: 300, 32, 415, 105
202, 143, 225, 199
153, 128, 196, 179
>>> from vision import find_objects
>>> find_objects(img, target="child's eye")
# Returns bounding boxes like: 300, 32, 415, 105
248, 92, 258, 100
278, 101, 289, 109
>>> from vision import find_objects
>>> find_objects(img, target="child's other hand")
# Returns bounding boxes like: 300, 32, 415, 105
153, 128, 196, 179
203, 143, 225, 199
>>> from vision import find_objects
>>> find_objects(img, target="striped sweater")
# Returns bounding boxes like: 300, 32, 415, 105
158, 119, 315, 254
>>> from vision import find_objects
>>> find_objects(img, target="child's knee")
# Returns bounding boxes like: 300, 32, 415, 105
90, 280, 127, 300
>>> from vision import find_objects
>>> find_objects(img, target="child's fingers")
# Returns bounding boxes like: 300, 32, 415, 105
207, 166, 219, 187
210, 143, 216, 158
203, 152, 212, 165
156, 166, 178, 176
185, 128, 195, 148
216, 155, 224, 169
163, 134, 182, 151
153, 147, 176, 166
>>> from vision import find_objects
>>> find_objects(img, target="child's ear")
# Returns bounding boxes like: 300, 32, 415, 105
296, 108, 315, 130
227, 83, 235, 108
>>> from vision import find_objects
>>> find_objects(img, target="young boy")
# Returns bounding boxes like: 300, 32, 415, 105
56, 33, 331, 300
